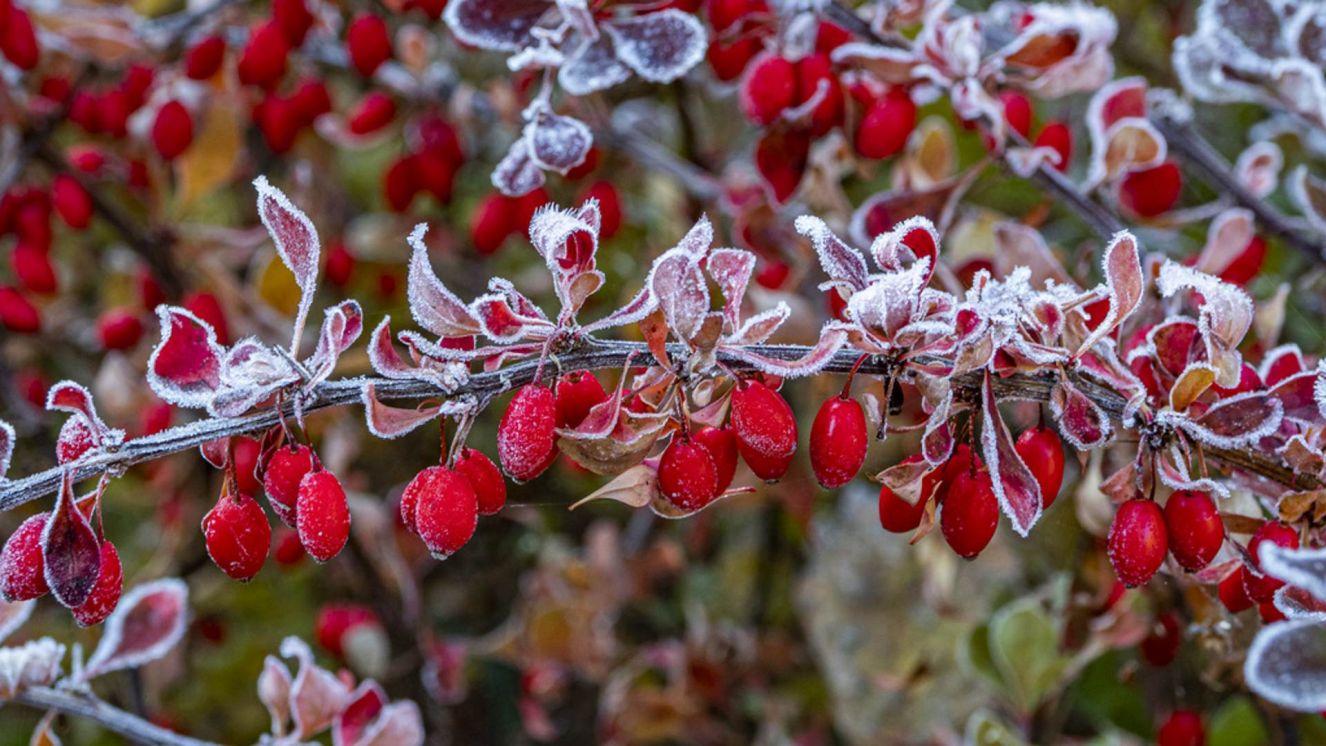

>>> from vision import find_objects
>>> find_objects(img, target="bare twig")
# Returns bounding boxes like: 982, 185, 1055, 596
1153, 110, 1326, 264
15, 687, 220, 746
0, 339, 1312, 513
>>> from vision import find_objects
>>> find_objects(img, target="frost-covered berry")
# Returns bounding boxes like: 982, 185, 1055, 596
1014, 426, 1064, 509
1242, 520, 1299, 603
296, 470, 351, 562
454, 449, 506, 516
497, 384, 558, 483
555, 371, 607, 429
740, 55, 797, 126
1107, 498, 1168, 587
939, 468, 999, 558
856, 88, 916, 160
658, 435, 720, 513
0, 513, 49, 602
203, 491, 272, 581
412, 466, 478, 560
262, 444, 315, 528
730, 380, 797, 482
809, 395, 866, 489
1163, 490, 1222, 572
878, 455, 941, 534
693, 426, 737, 496
71, 540, 123, 627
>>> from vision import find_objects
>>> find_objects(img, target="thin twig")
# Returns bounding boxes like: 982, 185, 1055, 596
14, 687, 220, 746
0, 339, 1313, 513
1153, 110, 1326, 264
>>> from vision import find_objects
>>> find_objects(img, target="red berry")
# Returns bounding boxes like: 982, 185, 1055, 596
878, 456, 942, 534
272, 0, 314, 47
12, 243, 57, 295
314, 604, 380, 658
412, 466, 478, 560
348, 92, 396, 135
262, 444, 315, 528
203, 491, 271, 581
237, 22, 290, 89
1118, 161, 1182, 218
658, 435, 720, 512
1033, 121, 1073, 172
455, 448, 507, 516
291, 78, 333, 125
414, 150, 456, 204
272, 528, 305, 566
71, 541, 123, 626
185, 35, 226, 79
97, 308, 144, 350
0, 6, 38, 70
497, 384, 558, 482
565, 146, 599, 180
51, 175, 92, 230
1157, 710, 1205, 746
1014, 426, 1064, 509
1218, 234, 1266, 286
325, 242, 355, 287
231, 435, 262, 496
257, 95, 301, 154
1140, 611, 1181, 666
754, 260, 790, 290
138, 400, 172, 436
755, 128, 810, 203
999, 90, 1033, 139
67, 145, 106, 174
296, 470, 351, 562
582, 181, 622, 239
693, 426, 737, 496
809, 395, 866, 488
555, 371, 607, 429
796, 52, 844, 137
1219, 566, 1255, 613
470, 193, 517, 255
0, 513, 49, 601
383, 156, 420, 212
730, 380, 798, 482
1163, 490, 1223, 572
120, 64, 155, 109
940, 467, 999, 558
183, 291, 230, 344
152, 101, 194, 160
137, 269, 165, 311
346, 14, 393, 77
1107, 498, 1168, 587
1243, 520, 1299, 603
856, 88, 916, 159
0, 286, 39, 333
513, 188, 549, 237
707, 37, 761, 82
740, 55, 797, 126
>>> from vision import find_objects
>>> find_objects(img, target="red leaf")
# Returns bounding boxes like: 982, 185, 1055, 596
147, 306, 225, 408
649, 250, 709, 342
443, 0, 551, 52
980, 371, 1043, 536
334, 681, 386, 746
707, 248, 758, 333
83, 578, 188, 679
254, 176, 321, 351
524, 109, 593, 176
795, 216, 868, 292
1051, 378, 1113, 449
406, 225, 482, 338
361, 384, 443, 439
41, 473, 102, 609
1076, 231, 1142, 356
1269, 370, 1323, 424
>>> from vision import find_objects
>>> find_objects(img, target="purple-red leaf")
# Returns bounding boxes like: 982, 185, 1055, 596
442, 0, 550, 52
523, 110, 592, 176
41, 473, 101, 609
1076, 231, 1142, 356
980, 371, 1043, 536
1051, 378, 1113, 449
148, 306, 225, 409
282, 636, 353, 739
254, 176, 321, 352
406, 225, 482, 338
795, 216, 868, 292
361, 384, 444, 439
83, 578, 188, 679
601, 10, 706, 83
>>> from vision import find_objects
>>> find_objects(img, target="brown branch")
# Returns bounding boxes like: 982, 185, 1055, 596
0, 339, 1312, 514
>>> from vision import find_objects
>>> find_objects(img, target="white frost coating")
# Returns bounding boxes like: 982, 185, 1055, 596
0, 418, 14, 482
84, 578, 189, 679
523, 110, 593, 175
1235, 140, 1284, 198
492, 137, 546, 197
1275, 586, 1326, 623
1156, 390, 1283, 449
795, 215, 868, 291
0, 638, 64, 699
1076, 231, 1142, 357
727, 304, 790, 346
406, 225, 480, 338
442, 0, 546, 52
360, 384, 442, 440
870, 215, 939, 277
724, 328, 849, 379
1156, 260, 1254, 388
707, 248, 757, 330
649, 250, 708, 342
601, 10, 707, 83
254, 176, 321, 355
1245, 619, 1326, 712
0, 599, 33, 645
559, 35, 632, 95
1262, 544, 1326, 605
980, 372, 1043, 537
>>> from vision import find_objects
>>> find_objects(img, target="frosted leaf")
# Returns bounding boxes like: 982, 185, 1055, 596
706, 248, 757, 332
0, 419, 11, 482
1276, 586, 1326, 622
650, 250, 708, 342
336, 681, 424, 746
1245, 620, 1326, 712
208, 386, 279, 419
0, 599, 33, 645
1156, 261, 1254, 387
675, 214, 714, 257
147, 306, 225, 409
305, 301, 364, 385
1261, 544, 1326, 604
1288, 165, 1326, 234
1155, 443, 1230, 499
992, 2, 1118, 97
1235, 141, 1283, 198
1259, 343, 1306, 385
848, 263, 929, 341
442, 0, 550, 52
981, 372, 1043, 537
259, 655, 293, 736
83, 578, 188, 679
583, 284, 655, 333
1172, 31, 1270, 106
1202, 0, 1286, 58
1049, 379, 1112, 449
254, 177, 320, 353
280, 636, 353, 740
794, 216, 868, 292
1168, 363, 1217, 412
333, 681, 387, 746
726, 304, 790, 346
921, 390, 954, 465
1184, 391, 1282, 447
471, 293, 555, 344
1273, 59, 1326, 130
830, 42, 919, 84
1269, 369, 1323, 424
523, 111, 592, 176
41, 473, 101, 609
601, 10, 707, 83
559, 34, 631, 96
1075, 232, 1142, 357
219, 339, 299, 393
869, 215, 939, 282
492, 138, 546, 197
406, 226, 481, 338
1193, 209, 1256, 277
723, 328, 849, 379
0, 638, 64, 699
361, 385, 443, 439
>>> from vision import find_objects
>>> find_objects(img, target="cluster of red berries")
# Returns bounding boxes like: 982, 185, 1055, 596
399, 447, 506, 560
383, 115, 467, 213
988, 90, 1074, 172
470, 152, 621, 256
0, 511, 123, 627
202, 439, 351, 581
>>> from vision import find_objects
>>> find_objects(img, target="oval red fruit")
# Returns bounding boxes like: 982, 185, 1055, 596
497, 384, 558, 482
555, 371, 608, 429
856, 88, 916, 160
96, 309, 144, 351
809, 395, 867, 488
1107, 498, 1168, 587
693, 426, 737, 496
71, 540, 123, 627
348, 92, 396, 135
878, 454, 943, 533
1163, 490, 1223, 572
0, 513, 49, 601
1243, 520, 1299, 603
455, 448, 506, 516
940, 468, 999, 558
296, 470, 351, 562
413, 466, 478, 560
1014, 426, 1064, 508
185, 35, 226, 79
0, 286, 40, 333
658, 436, 720, 513
470, 193, 516, 255
999, 90, 1033, 139
1218, 566, 1254, 613
730, 380, 798, 482
203, 491, 272, 581
1140, 611, 1181, 666
152, 101, 194, 160
51, 175, 92, 230
1157, 710, 1204, 746
262, 444, 315, 528
346, 14, 393, 77
1118, 161, 1182, 218
740, 55, 797, 126
237, 22, 290, 89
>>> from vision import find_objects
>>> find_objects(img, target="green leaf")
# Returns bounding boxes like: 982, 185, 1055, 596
964, 709, 1028, 746
1208, 696, 1269, 746
988, 597, 1069, 714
